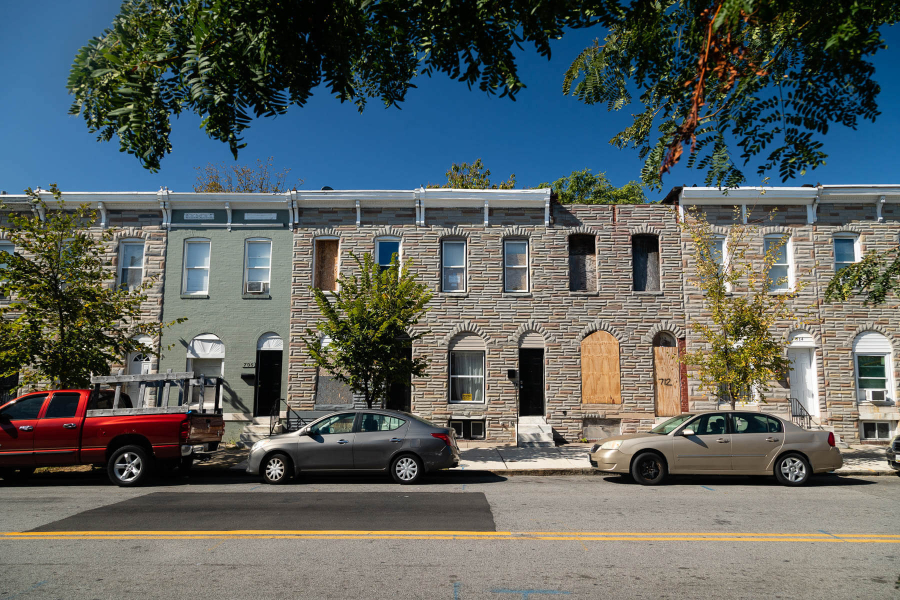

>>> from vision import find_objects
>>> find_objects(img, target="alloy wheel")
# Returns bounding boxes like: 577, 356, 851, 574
395, 457, 418, 481
639, 458, 660, 480
114, 452, 143, 483
780, 457, 807, 483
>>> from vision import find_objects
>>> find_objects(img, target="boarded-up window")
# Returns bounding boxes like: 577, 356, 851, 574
653, 332, 680, 417
314, 239, 339, 291
569, 235, 596, 292
632, 234, 660, 291
581, 330, 621, 404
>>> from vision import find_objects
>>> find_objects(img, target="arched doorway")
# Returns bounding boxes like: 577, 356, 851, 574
187, 333, 224, 409
653, 332, 680, 416
581, 330, 621, 405
255, 333, 283, 417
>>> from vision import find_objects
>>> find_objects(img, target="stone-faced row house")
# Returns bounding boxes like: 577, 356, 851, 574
1, 185, 898, 444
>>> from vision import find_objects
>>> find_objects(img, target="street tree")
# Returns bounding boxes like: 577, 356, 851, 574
194, 157, 301, 193
681, 207, 799, 408
303, 252, 431, 409
428, 159, 515, 190
69, 2, 897, 187
0, 185, 183, 389
537, 168, 645, 204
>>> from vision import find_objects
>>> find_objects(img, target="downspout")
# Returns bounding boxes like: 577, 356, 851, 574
97, 202, 107, 229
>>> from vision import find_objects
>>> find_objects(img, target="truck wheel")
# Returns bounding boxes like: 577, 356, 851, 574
0, 467, 35, 483
179, 457, 193, 472
108, 445, 152, 487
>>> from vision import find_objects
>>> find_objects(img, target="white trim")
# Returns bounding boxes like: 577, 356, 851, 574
375, 236, 401, 270
243, 238, 272, 294
441, 239, 467, 293
257, 332, 283, 351
833, 232, 860, 273
182, 238, 211, 295
117, 239, 145, 292
764, 234, 793, 292
187, 334, 225, 359
503, 239, 529, 293
448, 349, 486, 404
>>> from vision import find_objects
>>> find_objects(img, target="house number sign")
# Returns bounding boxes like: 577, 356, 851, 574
243, 362, 256, 369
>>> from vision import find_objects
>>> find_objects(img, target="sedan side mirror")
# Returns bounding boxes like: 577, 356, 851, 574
681, 428, 695, 437
299, 426, 310, 436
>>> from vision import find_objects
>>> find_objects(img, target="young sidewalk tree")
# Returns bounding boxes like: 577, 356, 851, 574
681, 207, 798, 408
303, 252, 432, 409
0, 185, 182, 389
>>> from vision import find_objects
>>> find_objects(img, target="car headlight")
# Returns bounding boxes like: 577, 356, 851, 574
251, 440, 265, 452
599, 440, 623, 450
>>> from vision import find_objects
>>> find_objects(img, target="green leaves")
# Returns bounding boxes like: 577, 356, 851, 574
537, 168, 646, 204
825, 246, 900, 306
303, 252, 432, 409
428, 159, 516, 190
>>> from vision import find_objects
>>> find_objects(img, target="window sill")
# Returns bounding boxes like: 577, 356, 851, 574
632, 290, 664, 296
181, 294, 209, 300
448, 402, 487, 408
242, 293, 271, 300
502, 292, 532, 298
568, 290, 598, 297
440, 291, 469, 297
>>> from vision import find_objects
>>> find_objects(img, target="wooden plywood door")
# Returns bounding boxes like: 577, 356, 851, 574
581, 331, 621, 404
654, 346, 680, 416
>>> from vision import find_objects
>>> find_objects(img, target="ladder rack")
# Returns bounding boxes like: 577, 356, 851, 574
89, 369, 223, 414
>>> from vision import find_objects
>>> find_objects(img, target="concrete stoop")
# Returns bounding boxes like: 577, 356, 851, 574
237, 418, 283, 447
517, 416, 554, 448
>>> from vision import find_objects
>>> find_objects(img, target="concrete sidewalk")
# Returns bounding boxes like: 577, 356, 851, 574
199, 443, 898, 477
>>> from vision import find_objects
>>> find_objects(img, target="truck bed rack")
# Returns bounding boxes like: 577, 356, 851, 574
89, 370, 223, 415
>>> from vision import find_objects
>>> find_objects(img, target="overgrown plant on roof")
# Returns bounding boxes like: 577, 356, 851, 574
537, 168, 646, 204
427, 159, 516, 190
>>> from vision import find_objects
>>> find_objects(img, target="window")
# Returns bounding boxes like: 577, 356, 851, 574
686, 413, 728, 436
442, 240, 466, 292
853, 332, 894, 402
568, 234, 596, 292
764, 235, 791, 292
183, 239, 211, 294
731, 413, 783, 434
449, 333, 486, 403
375, 238, 400, 274
244, 239, 272, 294
44, 393, 81, 419
632, 234, 660, 292
862, 421, 893, 440
314, 239, 339, 291
359, 413, 405, 432
309, 413, 356, 436
118, 241, 145, 291
0, 394, 47, 421
833, 234, 859, 273
450, 419, 485, 440
504, 240, 529, 292
0, 241, 13, 299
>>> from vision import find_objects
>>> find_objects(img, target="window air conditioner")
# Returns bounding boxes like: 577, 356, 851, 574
246, 281, 268, 294
865, 389, 890, 405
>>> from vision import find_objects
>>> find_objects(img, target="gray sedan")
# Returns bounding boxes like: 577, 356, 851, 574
246, 409, 460, 484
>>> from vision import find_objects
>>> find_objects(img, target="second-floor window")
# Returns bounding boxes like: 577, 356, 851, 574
314, 238, 339, 291
376, 237, 400, 274
183, 239, 211, 295
118, 241, 145, 291
244, 239, 272, 294
504, 240, 528, 292
833, 234, 859, 273
569, 234, 596, 292
0, 241, 13, 299
442, 240, 466, 292
764, 235, 791, 292
632, 234, 660, 292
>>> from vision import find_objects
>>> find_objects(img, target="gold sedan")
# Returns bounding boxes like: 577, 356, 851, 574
588, 411, 842, 486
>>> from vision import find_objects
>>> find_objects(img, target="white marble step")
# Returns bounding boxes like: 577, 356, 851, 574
517, 417, 554, 448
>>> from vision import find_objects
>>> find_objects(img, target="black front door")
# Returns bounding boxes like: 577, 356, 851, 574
519, 349, 544, 416
386, 347, 412, 412
254, 350, 283, 417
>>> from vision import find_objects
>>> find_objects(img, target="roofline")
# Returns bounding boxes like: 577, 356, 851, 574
675, 185, 900, 206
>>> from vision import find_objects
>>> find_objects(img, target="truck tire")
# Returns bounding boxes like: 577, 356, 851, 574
0, 467, 35, 483
108, 445, 152, 487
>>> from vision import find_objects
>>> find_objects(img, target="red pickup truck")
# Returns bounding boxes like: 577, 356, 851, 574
0, 388, 224, 486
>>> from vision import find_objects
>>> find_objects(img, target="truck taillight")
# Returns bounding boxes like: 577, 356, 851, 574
827, 432, 835, 447
180, 420, 191, 443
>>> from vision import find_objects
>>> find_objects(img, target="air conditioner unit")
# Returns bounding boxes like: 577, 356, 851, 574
865, 389, 891, 405
246, 281, 268, 294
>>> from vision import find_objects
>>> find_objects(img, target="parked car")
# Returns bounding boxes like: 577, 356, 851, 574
0, 388, 224, 486
887, 435, 900, 472
588, 411, 842, 486
247, 409, 460, 484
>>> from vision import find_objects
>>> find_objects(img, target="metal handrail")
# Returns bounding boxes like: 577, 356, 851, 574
269, 398, 309, 436
789, 397, 814, 430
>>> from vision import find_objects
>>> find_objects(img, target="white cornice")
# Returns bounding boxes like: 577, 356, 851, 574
680, 185, 900, 206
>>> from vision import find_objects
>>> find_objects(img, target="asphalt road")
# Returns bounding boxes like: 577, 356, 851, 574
1, 471, 899, 599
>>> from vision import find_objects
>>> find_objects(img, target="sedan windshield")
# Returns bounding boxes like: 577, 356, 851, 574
650, 414, 694, 434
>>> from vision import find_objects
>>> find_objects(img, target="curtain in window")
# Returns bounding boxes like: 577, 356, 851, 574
450, 351, 484, 402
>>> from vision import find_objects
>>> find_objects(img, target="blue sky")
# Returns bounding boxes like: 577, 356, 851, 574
2, 2, 899, 198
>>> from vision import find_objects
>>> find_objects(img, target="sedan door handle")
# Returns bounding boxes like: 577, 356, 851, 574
765, 437, 780, 442
390, 438, 403, 443
63, 423, 77, 429
716, 438, 729, 443
18, 426, 34, 432
337, 439, 350, 445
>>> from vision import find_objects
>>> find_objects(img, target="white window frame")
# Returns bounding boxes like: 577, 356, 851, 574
860, 421, 894, 441
448, 350, 486, 404
117, 240, 145, 292
182, 238, 211, 295
441, 239, 467, 293
764, 234, 793, 293
243, 238, 272, 294
313, 236, 340, 293
854, 352, 894, 401
710, 234, 730, 292
375, 237, 401, 273
503, 239, 529, 293
833, 233, 860, 273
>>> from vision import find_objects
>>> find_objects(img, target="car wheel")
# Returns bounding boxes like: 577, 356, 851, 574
261, 453, 292, 485
0, 467, 35, 483
774, 453, 810, 486
391, 454, 423, 485
631, 452, 666, 486
108, 445, 152, 487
